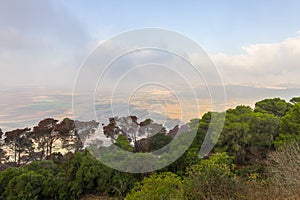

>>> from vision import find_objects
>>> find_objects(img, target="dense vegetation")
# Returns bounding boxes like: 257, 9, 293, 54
0, 97, 299, 199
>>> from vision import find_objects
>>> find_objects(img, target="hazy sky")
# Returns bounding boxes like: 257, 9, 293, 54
1, 0, 300, 88
1, 0, 300, 130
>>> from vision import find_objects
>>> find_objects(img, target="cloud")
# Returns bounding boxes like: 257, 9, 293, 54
0, 0, 89, 48
0, 0, 92, 88
212, 34, 300, 88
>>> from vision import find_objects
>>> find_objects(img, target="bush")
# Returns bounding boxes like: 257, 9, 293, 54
0, 167, 25, 199
5, 171, 46, 200
126, 172, 184, 200
267, 142, 300, 198
183, 153, 241, 199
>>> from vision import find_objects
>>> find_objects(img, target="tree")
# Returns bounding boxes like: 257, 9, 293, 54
103, 116, 172, 152
275, 103, 300, 147
115, 134, 134, 152
56, 151, 123, 199
0, 128, 7, 164
4, 127, 32, 166
73, 120, 100, 152
216, 106, 278, 163
134, 131, 171, 153
290, 96, 300, 104
5, 171, 46, 200
32, 118, 58, 159
109, 171, 138, 197
216, 106, 253, 163
248, 112, 280, 158
148, 132, 172, 152
254, 98, 292, 117
56, 118, 79, 152
183, 153, 239, 199
0, 167, 26, 199
126, 172, 184, 200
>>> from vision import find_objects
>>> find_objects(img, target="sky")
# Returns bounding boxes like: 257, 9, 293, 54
1, 0, 300, 130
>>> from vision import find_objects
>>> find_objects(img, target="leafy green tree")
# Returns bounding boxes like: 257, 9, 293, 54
216, 106, 253, 163
249, 112, 280, 144
126, 172, 184, 200
0, 167, 25, 199
275, 103, 300, 147
290, 96, 300, 104
56, 150, 128, 199
254, 98, 292, 117
115, 134, 134, 152
162, 119, 202, 175
147, 132, 172, 152
280, 103, 300, 135
109, 170, 138, 197
216, 106, 278, 163
183, 153, 240, 199
248, 112, 280, 159
5, 171, 46, 200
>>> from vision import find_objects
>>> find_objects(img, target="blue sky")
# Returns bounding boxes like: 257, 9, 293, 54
62, 0, 300, 54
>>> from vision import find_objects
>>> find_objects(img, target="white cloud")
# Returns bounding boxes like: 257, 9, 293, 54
0, 0, 93, 88
212, 34, 300, 88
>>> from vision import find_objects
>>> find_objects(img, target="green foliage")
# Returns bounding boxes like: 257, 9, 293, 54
26, 160, 57, 174
254, 98, 292, 117
249, 112, 279, 147
159, 121, 200, 174
148, 132, 172, 152
275, 103, 300, 147
183, 153, 240, 199
290, 96, 300, 104
279, 103, 300, 135
126, 172, 184, 200
5, 171, 46, 200
216, 106, 279, 163
0, 167, 25, 199
56, 151, 111, 198
115, 134, 134, 152
0, 151, 138, 200
109, 171, 138, 197
274, 133, 300, 148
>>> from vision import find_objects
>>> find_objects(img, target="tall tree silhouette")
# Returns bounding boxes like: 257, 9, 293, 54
4, 127, 31, 166
32, 118, 58, 159
0, 128, 7, 164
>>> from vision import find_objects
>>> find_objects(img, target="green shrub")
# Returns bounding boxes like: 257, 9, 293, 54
5, 171, 46, 200
183, 153, 241, 199
0, 167, 25, 199
126, 172, 184, 200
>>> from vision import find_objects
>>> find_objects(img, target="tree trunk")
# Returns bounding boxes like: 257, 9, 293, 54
50, 140, 52, 157
46, 141, 49, 157
14, 143, 17, 166
18, 150, 21, 166
49, 131, 53, 157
